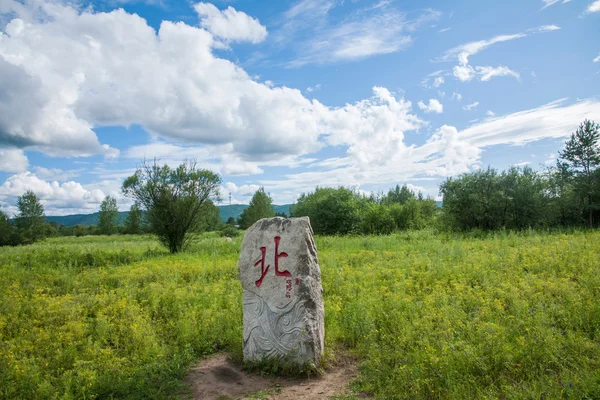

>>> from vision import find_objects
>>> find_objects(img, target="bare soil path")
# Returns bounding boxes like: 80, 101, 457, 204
183, 353, 362, 399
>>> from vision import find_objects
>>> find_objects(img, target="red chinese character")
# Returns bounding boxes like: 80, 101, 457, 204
253, 236, 291, 288
274, 236, 291, 277
253, 246, 270, 288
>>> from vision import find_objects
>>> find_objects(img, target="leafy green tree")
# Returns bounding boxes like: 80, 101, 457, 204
197, 200, 221, 232
361, 204, 395, 235
122, 160, 221, 253
383, 184, 416, 205
543, 162, 582, 227
500, 166, 545, 229
237, 187, 276, 229
124, 203, 143, 234
0, 210, 15, 246
559, 119, 600, 228
98, 196, 119, 235
440, 168, 506, 231
15, 190, 46, 244
226, 216, 236, 226
291, 187, 361, 235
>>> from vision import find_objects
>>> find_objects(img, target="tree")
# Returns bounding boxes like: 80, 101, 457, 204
237, 187, 275, 229
226, 216, 236, 226
15, 190, 46, 244
361, 203, 395, 235
291, 187, 361, 235
122, 160, 221, 253
124, 203, 143, 234
98, 196, 119, 235
559, 119, 600, 228
0, 210, 14, 246
383, 184, 416, 205
197, 200, 221, 232
543, 161, 582, 227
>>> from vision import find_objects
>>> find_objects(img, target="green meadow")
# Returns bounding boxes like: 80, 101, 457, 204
1, 231, 599, 399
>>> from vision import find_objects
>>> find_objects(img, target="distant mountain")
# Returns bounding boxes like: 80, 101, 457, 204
218, 204, 292, 222
45, 211, 129, 227
44, 205, 293, 227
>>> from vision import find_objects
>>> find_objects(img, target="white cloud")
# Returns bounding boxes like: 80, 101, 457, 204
478, 66, 520, 81
33, 166, 82, 181
224, 182, 261, 196
418, 99, 444, 113
438, 27, 451, 33
587, 0, 600, 12
460, 98, 600, 147
0, 148, 28, 172
594, 54, 600, 63
0, 1, 423, 168
0, 171, 108, 216
441, 33, 526, 64
194, 2, 267, 44
535, 25, 561, 32
541, 0, 570, 9
420, 70, 445, 88
486, 110, 495, 117
322, 87, 423, 167
463, 101, 479, 111
453, 64, 519, 82
451, 92, 462, 101
306, 83, 322, 93
278, 0, 440, 66
255, 98, 600, 202
442, 26, 557, 83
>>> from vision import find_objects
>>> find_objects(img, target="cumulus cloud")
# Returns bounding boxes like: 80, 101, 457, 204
432, 76, 444, 88
0, 148, 28, 172
224, 182, 261, 196
0, 1, 425, 168
594, 54, 600, 63
33, 166, 82, 181
486, 110, 495, 117
451, 92, 462, 101
418, 99, 444, 113
587, 0, 600, 13
0, 171, 108, 215
194, 2, 267, 44
255, 98, 600, 201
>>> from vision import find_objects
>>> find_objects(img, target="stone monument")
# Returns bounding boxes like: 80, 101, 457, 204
238, 217, 324, 368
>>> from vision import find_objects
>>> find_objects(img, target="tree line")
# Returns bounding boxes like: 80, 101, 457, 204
441, 120, 600, 231
1, 119, 598, 251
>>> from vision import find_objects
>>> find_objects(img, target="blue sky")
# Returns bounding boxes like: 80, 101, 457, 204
0, 0, 599, 215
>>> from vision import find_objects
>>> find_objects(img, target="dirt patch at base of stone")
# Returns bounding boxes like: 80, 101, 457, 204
184, 353, 361, 400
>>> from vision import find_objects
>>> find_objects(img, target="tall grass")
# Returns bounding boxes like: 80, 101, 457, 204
1, 231, 599, 399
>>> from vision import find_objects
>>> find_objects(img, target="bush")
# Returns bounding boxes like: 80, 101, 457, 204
361, 204, 395, 235
291, 187, 361, 235
219, 224, 240, 237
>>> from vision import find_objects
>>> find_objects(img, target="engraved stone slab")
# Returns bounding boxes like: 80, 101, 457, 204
238, 217, 324, 368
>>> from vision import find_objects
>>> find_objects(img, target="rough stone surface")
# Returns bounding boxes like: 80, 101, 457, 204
238, 217, 324, 367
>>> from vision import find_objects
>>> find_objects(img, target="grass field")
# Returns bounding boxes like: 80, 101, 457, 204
1, 230, 599, 399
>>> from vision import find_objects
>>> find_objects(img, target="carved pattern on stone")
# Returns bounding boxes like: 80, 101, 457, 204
242, 290, 311, 362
